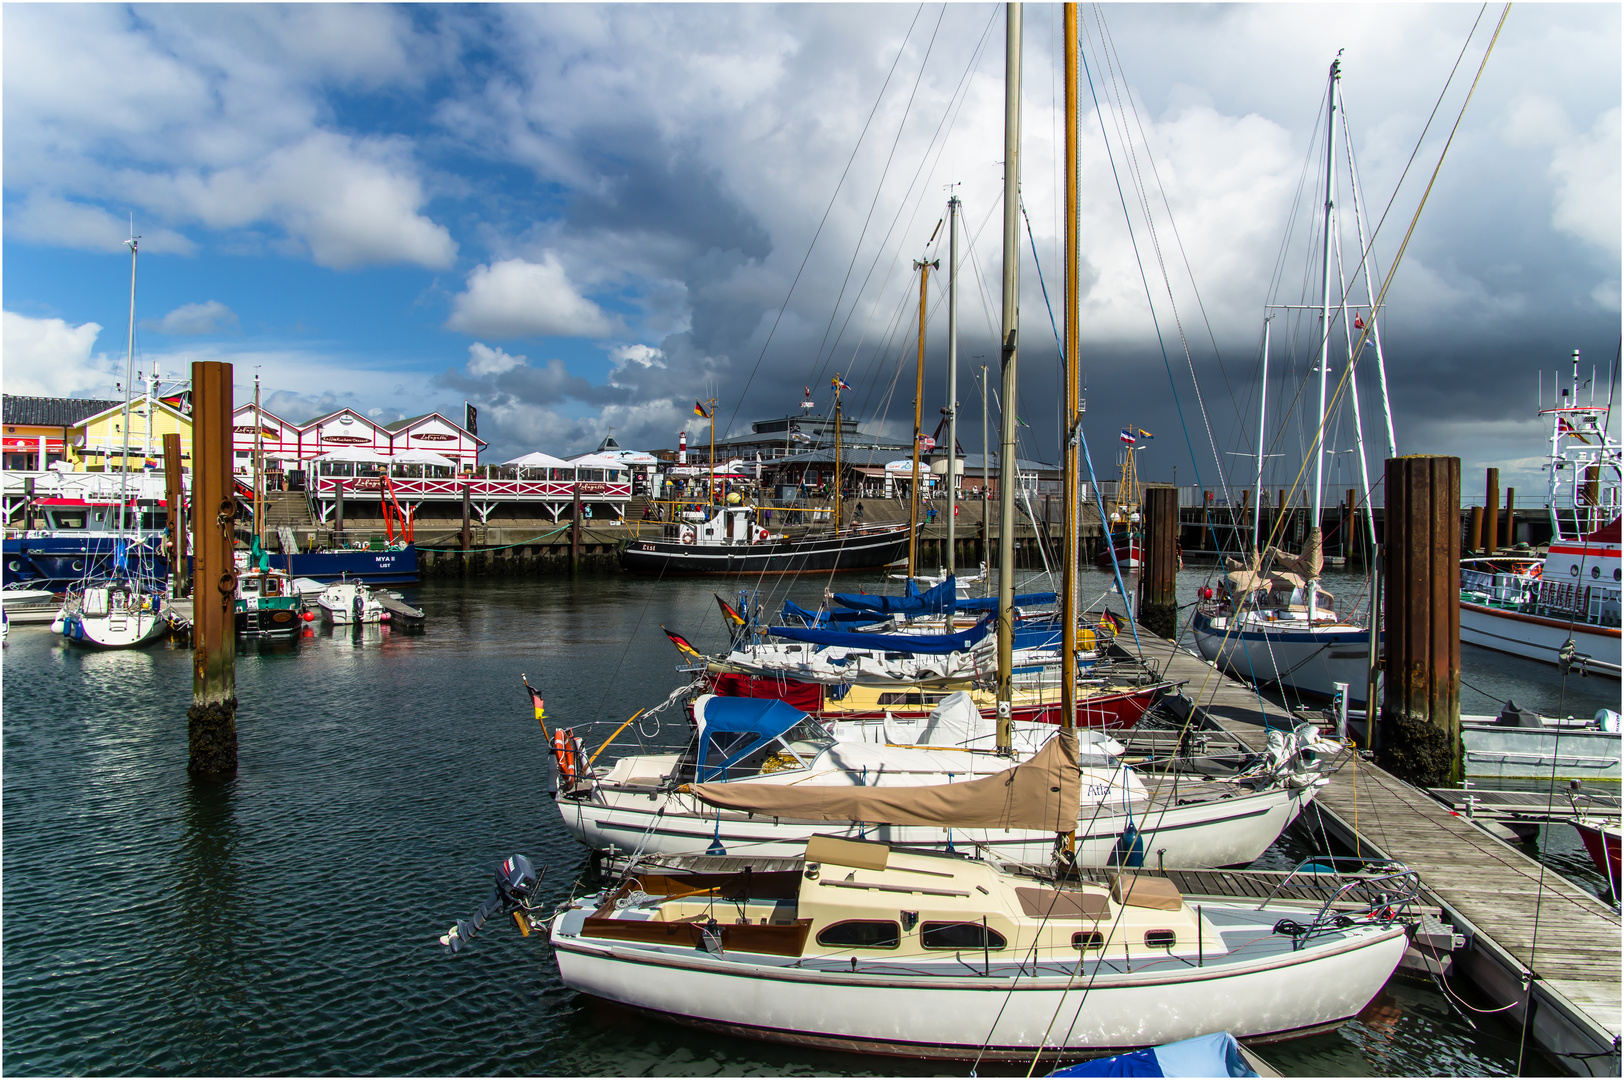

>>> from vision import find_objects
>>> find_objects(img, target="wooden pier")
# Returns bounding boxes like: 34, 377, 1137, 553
1121, 630, 1622, 1076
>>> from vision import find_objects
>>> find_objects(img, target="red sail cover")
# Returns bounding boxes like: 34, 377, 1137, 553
709, 672, 824, 713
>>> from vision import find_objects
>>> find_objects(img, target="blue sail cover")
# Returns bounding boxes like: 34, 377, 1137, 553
692, 695, 813, 782
767, 612, 995, 655
958, 590, 1057, 611
1048, 1032, 1256, 1078
831, 576, 954, 615
780, 600, 890, 627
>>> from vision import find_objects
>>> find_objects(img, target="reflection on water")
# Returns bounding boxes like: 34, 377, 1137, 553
0, 575, 1586, 1075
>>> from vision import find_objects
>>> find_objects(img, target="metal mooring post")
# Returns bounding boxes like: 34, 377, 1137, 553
188, 361, 237, 779
1379, 455, 1461, 787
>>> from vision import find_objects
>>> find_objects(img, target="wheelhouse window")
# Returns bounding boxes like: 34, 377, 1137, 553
921, 921, 1006, 950
816, 920, 901, 949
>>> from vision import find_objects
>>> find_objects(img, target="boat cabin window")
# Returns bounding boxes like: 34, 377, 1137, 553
921, 921, 1006, 950
1144, 930, 1177, 949
815, 920, 900, 949
46, 510, 87, 530
876, 691, 949, 707
1072, 931, 1104, 950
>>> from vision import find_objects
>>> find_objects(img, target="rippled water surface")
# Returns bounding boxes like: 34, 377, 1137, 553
2, 570, 1582, 1075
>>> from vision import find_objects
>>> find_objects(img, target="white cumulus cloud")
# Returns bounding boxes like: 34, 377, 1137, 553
155, 300, 238, 336
2, 312, 115, 396
1550, 106, 1621, 258
466, 342, 525, 376
445, 255, 613, 338
610, 344, 666, 369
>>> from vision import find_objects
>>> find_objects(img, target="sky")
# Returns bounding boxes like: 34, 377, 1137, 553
3, 3, 1618, 500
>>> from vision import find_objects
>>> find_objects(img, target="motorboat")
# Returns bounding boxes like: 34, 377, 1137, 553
315, 578, 386, 626
543, 831, 1416, 1059
1, 585, 63, 625
552, 694, 1339, 868
1573, 818, 1621, 892
1459, 701, 1620, 782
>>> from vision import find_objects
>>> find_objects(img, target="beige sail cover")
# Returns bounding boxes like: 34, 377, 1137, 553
686, 729, 1080, 832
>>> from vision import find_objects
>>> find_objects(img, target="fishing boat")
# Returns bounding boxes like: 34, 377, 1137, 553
233, 548, 308, 638
542, 751, 1415, 1059
552, 692, 1336, 868
1458, 351, 1621, 677
622, 505, 910, 575
1190, 57, 1388, 706
1095, 435, 1145, 570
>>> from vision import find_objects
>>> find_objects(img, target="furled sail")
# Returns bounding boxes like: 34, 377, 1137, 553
685, 729, 1080, 832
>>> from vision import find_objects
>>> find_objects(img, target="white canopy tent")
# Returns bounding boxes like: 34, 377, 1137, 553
391, 448, 458, 468
313, 447, 392, 465
505, 451, 575, 470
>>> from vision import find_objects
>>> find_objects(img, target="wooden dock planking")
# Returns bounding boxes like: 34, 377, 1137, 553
1117, 630, 1621, 1074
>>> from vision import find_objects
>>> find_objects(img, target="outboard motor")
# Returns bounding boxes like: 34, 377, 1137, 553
1495, 700, 1542, 728
440, 854, 546, 954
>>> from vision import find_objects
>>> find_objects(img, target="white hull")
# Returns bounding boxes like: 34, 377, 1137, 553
551, 917, 1407, 1056
557, 780, 1319, 868
1190, 611, 1373, 703
1459, 601, 1620, 676
1460, 723, 1621, 781
61, 607, 167, 648
315, 581, 385, 625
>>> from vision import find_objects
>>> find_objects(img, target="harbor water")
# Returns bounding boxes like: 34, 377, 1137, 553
3, 568, 1604, 1075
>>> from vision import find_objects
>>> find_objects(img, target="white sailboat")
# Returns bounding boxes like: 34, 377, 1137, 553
1191, 56, 1386, 705
57, 232, 168, 649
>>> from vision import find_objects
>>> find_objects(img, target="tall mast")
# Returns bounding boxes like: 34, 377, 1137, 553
1059, 2, 1080, 734
1339, 82, 1397, 458
117, 231, 139, 545
995, 1, 1023, 753
833, 380, 844, 532
945, 194, 961, 577
708, 397, 717, 506
254, 373, 264, 546
1309, 55, 1340, 624
909, 257, 936, 578
1253, 319, 1271, 554
981, 364, 990, 597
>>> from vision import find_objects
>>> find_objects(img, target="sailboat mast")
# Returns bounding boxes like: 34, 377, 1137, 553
995, 0, 1023, 753
909, 258, 932, 577
1059, 2, 1079, 734
1339, 83, 1397, 459
833, 383, 843, 532
1253, 318, 1270, 553
117, 234, 139, 541
1309, 56, 1340, 623
254, 374, 264, 545
945, 195, 961, 577
981, 364, 990, 597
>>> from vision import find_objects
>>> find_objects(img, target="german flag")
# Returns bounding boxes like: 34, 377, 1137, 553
694, 400, 711, 419
715, 594, 747, 633
522, 675, 548, 737
662, 626, 704, 659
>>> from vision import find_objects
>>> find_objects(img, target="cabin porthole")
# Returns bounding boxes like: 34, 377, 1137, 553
1144, 929, 1177, 949
71, 560, 84, 571
1592, 566, 1602, 579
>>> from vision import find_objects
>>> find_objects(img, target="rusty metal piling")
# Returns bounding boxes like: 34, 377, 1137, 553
1379, 455, 1461, 787
188, 361, 237, 779
1139, 485, 1179, 638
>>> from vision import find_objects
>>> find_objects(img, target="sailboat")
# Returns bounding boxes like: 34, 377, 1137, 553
1189, 56, 1384, 705
56, 233, 169, 649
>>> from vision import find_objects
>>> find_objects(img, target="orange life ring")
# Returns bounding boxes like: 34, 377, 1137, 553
680, 527, 697, 544
552, 727, 576, 781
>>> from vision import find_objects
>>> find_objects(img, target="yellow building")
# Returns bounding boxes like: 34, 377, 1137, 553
68, 397, 192, 471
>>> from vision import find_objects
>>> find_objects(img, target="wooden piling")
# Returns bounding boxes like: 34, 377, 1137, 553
461, 481, 472, 553
1139, 485, 1179, 638
1483, 467, 1499, 555
1467, 505, 1484, 553
188, 361, 237, 779
571, 486, 582, 575
1379, 455, 1461, 787
162, 432, 189, 596
1503, 486, 1515, 547
334, 479, 345, 543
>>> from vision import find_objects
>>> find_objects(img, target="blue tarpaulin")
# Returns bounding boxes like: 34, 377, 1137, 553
766, 612, 995, 655
831, 576, 955, 615
780, 600, 890, 627
956, 590, 1056, 611
1048, 1033, 1257, 1078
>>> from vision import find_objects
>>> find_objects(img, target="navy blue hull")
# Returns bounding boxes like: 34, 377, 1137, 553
6, 538, 418, 587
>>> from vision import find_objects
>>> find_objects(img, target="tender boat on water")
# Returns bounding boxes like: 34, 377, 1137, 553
622, 505, 910, 575
315, 578, 386, 626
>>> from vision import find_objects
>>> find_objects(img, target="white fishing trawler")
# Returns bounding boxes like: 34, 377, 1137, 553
1458, 350, 1621, 677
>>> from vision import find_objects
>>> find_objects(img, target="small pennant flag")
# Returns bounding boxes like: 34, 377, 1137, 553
1098, 610, 1124, 632
832, 376, 852, 391
662, 625, 704, 659
1016, 416, 1030, 429
1353, 311, 1365, 329
1119, 429, 1137, 445
1137, 428, 1154, 441
694, 400, 711, 419
804, 386, 812, 398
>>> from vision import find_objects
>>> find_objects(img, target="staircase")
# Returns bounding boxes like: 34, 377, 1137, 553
263, 491, 313, 530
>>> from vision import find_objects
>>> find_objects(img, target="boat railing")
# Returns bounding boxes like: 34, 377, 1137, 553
1255, 856, 1422, 947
